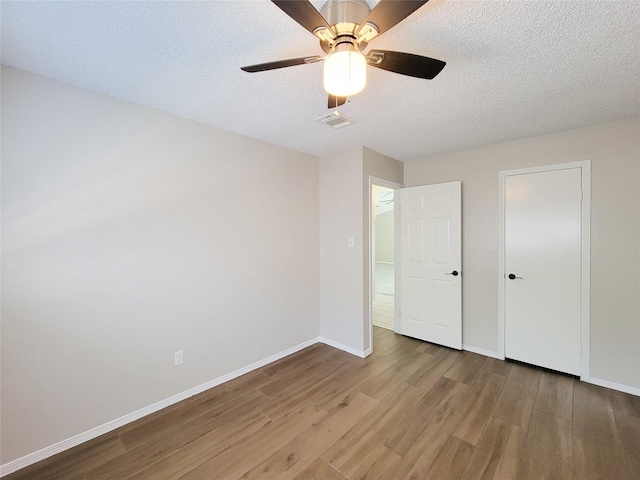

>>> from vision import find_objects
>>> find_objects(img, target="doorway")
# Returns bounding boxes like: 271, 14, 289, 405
498, 161, 591, 379
372, 185, 396, 332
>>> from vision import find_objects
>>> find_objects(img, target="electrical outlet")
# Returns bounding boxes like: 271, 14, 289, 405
174, 350, 184, 366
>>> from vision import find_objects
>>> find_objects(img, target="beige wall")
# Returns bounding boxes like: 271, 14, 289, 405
375, 210, 394, 264
319, 147, 402, 354
362, 148, 403, 352
319, 147, 365, 351
1, 67, 320, 464
404, 118, 640, 389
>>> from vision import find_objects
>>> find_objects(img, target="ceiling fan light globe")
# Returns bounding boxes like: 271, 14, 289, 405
323, 50, 366, 97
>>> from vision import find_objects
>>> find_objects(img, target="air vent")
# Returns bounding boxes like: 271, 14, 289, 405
316, 111, 354, 129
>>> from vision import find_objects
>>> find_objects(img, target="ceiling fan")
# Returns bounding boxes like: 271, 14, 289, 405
241, 0, 446, 109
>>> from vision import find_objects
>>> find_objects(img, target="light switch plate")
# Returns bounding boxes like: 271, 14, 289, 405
174, 350, 184, 366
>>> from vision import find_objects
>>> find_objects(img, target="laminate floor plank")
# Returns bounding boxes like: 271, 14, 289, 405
261, 344, 335, 379
483, 357, 513, 378
573, 382, 630, 480
321, 382, 425, 477
376, 334, 429, 361
517, 409, 572, 479
262, 358, 362, 421
120, 387, 272, 451
6, 435, 125, 480
452, 371, 506, 446
405, 434, 473, 480
326, 433, 389, 480
444, 350, 488, 385
347, 445, 413, 480
399, 371, 503, 476
258, 350, 356, 399
310, 354, 398, 411
238, 392, 378, 480
369, 331, 398, 355
533, 371, 574, 421
490, 363, 541, 431
372, 326, 394, 341
140, 402, 326, 480
89, 408, 271, 479
129, 413, 273, 480
384, 377, 470, 464
356, 350, 433, 401
7, 332, 639, 480
615, 412, 640, 477
610, 388, 640, 419
459, 416, 525, 480
292, 458, 347, 480
405, 347, 464, 392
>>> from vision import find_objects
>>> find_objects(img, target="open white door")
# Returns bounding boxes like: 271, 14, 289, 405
398, 182, 462, 349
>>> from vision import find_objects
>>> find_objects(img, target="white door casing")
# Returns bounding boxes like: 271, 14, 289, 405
398, 182, 462, 349
499, 161, 591, 379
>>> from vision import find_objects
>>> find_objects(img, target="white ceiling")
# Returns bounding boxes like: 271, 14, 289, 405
2, 0, 639, 162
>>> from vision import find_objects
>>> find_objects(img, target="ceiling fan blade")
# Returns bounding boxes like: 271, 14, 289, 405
368, 50, 445, 79
359, 0, 429, 37
241, 56, 321, 72
328, 95, 347, 109
272, 0, 332, 35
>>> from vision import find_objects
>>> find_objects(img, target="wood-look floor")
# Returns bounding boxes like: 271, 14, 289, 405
7, 327, 640, 480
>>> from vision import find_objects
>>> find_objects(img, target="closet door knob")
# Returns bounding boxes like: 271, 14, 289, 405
446, 270, 459, 276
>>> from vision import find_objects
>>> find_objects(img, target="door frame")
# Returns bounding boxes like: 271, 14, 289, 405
368, 176, 403, 353
498, 160, 591, 380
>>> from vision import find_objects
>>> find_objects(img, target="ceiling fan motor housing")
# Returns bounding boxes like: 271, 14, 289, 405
319, 0, 371, 52
320, 0, 370, 33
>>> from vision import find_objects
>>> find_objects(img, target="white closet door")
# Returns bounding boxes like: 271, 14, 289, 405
505, 168, 582, 375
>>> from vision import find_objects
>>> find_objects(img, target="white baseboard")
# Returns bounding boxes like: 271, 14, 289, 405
0, 337, 321, 478
588, 376, 640, 397
462, 344, 503, 360
320, 337, 367, 358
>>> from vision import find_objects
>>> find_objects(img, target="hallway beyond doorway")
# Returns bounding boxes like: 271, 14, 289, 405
373, 262, 394, 331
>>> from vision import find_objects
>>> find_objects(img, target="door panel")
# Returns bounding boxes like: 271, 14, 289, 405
505, 168, 582, 375
399, 182, 462, 349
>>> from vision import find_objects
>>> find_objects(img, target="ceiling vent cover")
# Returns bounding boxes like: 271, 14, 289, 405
316, 111, 354, 129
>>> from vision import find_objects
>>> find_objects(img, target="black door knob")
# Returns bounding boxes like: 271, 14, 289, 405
446, 270, 459, 276
508, 274, 516, 280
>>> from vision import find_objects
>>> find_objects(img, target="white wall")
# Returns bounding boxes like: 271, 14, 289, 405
404, 118, 640, 390
0, 67, 320, 464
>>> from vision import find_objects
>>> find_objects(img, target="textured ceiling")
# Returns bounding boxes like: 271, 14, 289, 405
2, 0, 639, 162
